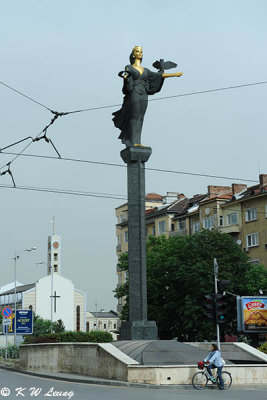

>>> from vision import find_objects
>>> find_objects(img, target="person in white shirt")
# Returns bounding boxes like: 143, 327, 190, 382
204, 343, 224, 389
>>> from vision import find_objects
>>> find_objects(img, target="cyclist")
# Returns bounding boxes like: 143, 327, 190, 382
204, 343, 224, 389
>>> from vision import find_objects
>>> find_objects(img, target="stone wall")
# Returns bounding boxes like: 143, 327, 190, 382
20, 343, 138, 381
128, 364, 267, 385
20, 342, 267, 385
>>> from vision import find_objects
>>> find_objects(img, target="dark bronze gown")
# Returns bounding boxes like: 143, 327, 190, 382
112, 64, 164, 146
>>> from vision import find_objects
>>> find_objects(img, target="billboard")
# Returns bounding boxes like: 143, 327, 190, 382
15, 310, 33, 335
238, 296, 267, 333
2, 310, 33, 335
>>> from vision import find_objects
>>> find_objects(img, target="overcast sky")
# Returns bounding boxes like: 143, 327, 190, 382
1, 0, 267, 311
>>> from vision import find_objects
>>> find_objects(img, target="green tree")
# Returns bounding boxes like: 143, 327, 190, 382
114, 230, 267, 341
33, 315, 52, 336
33, 316, 66, 336
53, 319, 65, 333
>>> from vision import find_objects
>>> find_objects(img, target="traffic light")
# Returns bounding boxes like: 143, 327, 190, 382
203, 294, 216, 322
216, 294, 228, 324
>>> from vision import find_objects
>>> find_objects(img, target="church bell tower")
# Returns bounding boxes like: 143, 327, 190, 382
47, 235, 61, 276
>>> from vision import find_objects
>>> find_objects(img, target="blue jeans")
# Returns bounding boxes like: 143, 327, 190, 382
207, 364, 224, 388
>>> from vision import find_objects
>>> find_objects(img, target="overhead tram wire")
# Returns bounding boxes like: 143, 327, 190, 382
1, 183, 267, 215
0, 183, 127, 200
0, 151, 258, 183
1, 78, 266, 184
1, 78, 267, 116
0, 81, 53, 112
63, 80, 267, 115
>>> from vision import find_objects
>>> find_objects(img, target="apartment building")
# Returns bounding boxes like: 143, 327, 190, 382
115, 175, 267, 313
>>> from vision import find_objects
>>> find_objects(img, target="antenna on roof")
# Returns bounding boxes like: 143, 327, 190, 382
258, 160, 261, 176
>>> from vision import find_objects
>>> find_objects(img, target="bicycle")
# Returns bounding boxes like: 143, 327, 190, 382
192, 361, 232, 390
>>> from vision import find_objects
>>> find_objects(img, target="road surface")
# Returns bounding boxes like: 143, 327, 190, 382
0, 369, 267, 400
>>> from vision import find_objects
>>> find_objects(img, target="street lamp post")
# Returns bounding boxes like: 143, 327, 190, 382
35, 261, 53, 333
13, 247, 37, 345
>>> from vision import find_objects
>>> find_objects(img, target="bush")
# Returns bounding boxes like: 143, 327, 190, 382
0, 345, 20, 359
23, 330, 113, 344
258, 342, 267, 354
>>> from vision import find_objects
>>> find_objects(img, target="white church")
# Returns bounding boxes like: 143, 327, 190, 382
0, 234, 86, 332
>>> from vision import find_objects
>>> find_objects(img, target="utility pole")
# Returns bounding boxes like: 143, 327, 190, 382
95, 299, 98, 330
13, 252, 18, 346
214, 258, 220, 350
13, 247, 37, 345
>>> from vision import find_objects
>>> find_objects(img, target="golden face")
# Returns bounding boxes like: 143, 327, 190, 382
133, 46, 143, 60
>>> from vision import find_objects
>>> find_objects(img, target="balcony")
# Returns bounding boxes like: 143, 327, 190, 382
169, 229, 187, 237
220, 224, 240, 234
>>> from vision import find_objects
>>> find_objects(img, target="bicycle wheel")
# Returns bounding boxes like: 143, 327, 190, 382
192, 372, 208, 390
217, 371, 232, 390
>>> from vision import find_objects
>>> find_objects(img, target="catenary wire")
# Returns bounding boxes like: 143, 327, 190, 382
0, 114, 62, 171
1, 183, 267, 216
0, 151, 258, 183
0, 81, 53, 112
1, 79, 266, 181
1, 79, 267, 115
0, 183, 127, 200
65, 80, 267, 114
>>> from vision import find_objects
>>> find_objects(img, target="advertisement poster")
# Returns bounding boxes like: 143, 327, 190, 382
241, 297, 267, 332
15, 310, 33, 335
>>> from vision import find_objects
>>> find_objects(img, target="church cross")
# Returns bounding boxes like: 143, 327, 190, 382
49, 216, 56, 235
50, 290, 61, 312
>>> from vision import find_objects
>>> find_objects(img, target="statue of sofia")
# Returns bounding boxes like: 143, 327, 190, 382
112, 46, 183, 147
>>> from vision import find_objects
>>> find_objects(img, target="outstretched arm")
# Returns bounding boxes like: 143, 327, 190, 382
162, 72, 183, 78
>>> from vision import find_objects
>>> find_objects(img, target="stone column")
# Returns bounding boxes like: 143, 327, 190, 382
120, 146, 158, 340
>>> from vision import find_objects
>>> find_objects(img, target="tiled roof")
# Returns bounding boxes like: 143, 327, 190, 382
145, 193, 164, 201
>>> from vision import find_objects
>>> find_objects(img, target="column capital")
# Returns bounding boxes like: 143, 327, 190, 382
120, 146, 152, 164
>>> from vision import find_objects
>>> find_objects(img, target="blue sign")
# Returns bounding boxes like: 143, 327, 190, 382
15, 310, 33, 335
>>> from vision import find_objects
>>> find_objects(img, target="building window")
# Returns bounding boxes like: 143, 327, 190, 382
248, 259, 260, 265
124, 231, 128, 243
171, 223, 175, 232
246, 233, 259, 248
54, 253, 58, 261
152, 225, 156, 236
114, 323, 117, 329
158, 221, 166, 234
245, 207, 257, 222
86, 321, 89, 332
76, 306, 80, 332
226, 213, 237, 226
219, 216, 224, 227
53, 265, 57, 272
193, 222, 200, 233
178, 219, 186, 231
104, 323, 107, 329
203, 217, 214, 230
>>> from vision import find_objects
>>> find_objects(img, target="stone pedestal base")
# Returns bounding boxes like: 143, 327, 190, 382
120, 320, 158, 341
